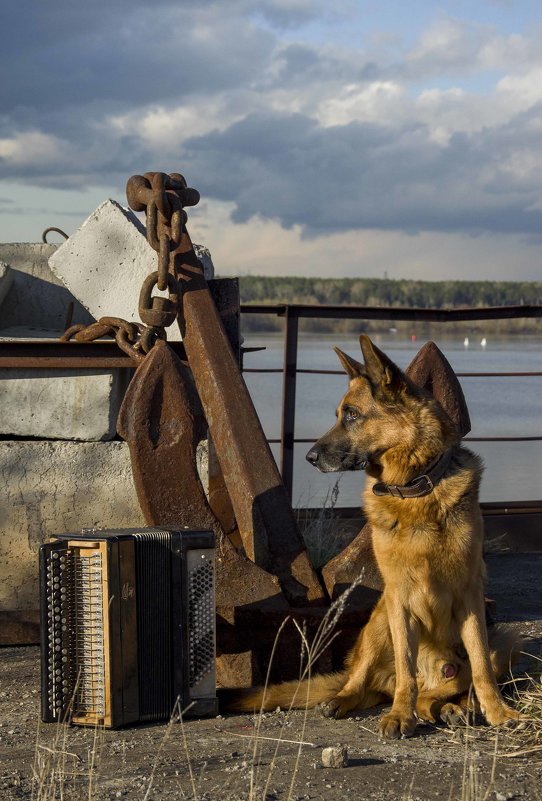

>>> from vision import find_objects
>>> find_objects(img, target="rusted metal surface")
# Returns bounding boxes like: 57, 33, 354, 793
117, 339, 218, 531
280, 306, 299, 500
114, 332, 295, 686
41, 227, 68, 243
61, 317, 149, 363
138, 273, 179, 328
56, 172, 200, 363
174, 231, 325, 605
0, 338, 151, 368
126, 171, 200, 217
207, 436, 237, 536
215, 535, 290, 687
321, 522, 383, 602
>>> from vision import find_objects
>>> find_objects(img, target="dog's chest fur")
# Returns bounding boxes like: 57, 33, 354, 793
364, 467, 485, 642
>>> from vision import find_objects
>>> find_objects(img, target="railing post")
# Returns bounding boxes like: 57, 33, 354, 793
280, 305, 299, 500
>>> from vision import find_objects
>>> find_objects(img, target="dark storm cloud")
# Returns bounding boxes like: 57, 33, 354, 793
1, 1, 275, 114
183, 110, 542, 235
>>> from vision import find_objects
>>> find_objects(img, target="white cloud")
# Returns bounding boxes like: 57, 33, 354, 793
407, 16, 485, 74
194, 199, 542, 282
317, 81, 405, 127
497, 67, 542, 109
0, 131, 65, 166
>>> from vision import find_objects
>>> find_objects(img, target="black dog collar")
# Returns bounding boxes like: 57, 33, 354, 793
372, 449, 453, 499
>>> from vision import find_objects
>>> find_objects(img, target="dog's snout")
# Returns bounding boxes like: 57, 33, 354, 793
306, 447, 320, 466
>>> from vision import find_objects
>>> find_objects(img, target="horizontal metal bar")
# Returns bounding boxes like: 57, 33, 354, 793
304, 501, 542, 516
0, 340, 187, 369
243, 368, 283, 373
0, 357, 137, 368
241, 302, 542, 322
244, 368, 542, 378
266, 436, 542, 444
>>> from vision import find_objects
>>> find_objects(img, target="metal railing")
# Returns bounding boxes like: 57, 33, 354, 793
240, 302, 542, 499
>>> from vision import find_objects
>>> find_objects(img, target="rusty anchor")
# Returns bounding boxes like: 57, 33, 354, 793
125, 172, 325, 608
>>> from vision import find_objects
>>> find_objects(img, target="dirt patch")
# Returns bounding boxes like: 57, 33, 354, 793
1, 554, 541, 801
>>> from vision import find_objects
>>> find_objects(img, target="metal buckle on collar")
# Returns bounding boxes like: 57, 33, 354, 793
416, 474, 434, 494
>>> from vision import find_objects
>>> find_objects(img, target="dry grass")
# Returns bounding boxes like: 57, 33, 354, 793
296, 479, 356, 569
32, 717, 103, 801
29, 621, 542, 801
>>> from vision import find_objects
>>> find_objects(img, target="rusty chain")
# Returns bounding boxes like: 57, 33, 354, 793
60, 171, 200, 361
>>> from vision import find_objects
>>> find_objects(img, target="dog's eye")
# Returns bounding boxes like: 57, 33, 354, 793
344, 407, 360, 423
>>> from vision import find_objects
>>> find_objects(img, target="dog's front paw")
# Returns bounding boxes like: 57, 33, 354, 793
379, 711, 417, 739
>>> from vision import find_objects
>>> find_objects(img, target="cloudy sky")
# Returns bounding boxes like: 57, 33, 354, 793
1, 0, 542, 280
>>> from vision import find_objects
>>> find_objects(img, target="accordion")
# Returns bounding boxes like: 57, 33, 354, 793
40, 528, 217, 728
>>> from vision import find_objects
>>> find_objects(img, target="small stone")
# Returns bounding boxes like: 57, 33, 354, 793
321, 745, 349, 768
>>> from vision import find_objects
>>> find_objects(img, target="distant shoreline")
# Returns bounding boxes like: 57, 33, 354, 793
237, 275, 542, 335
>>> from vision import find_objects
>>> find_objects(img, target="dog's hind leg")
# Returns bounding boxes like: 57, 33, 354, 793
320, 597, 394, 719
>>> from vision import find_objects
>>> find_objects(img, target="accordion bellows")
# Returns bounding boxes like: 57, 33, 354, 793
40, 528, 217, 728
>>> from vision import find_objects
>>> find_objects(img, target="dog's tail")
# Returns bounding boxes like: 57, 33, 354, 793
219, 671, 347, 713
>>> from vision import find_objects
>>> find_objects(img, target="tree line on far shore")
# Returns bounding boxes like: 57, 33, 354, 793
237, 275, 542, 334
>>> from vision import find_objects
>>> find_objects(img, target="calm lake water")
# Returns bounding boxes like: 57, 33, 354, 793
242, 333, 542, 507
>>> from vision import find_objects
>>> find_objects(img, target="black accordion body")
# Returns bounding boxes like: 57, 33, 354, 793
40, 528, 217, 728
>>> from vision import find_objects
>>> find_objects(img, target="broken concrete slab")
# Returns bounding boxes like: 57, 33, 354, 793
49, 200, 214, 341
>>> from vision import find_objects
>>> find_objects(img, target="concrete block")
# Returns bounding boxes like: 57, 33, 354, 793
0, 243, 94, 331
49, 200, 215, 341
0, 262, 13, 309
0, 440, 144, 613
0, 328, 133, 441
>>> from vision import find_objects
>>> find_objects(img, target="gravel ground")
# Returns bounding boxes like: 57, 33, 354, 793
1, 553, 541, 801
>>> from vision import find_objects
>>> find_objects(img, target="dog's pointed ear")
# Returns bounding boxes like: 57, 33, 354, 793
334, 347, 364, 379
359, 334, 405, 391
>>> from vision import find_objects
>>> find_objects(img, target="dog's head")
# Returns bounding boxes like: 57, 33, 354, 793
306, 335, 453, 478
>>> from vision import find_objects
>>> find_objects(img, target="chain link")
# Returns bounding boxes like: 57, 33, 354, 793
61, 317, 146, 363
59, 171, 200, 361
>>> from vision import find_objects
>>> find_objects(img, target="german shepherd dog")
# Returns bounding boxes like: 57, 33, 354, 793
225, 336, 520, 738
